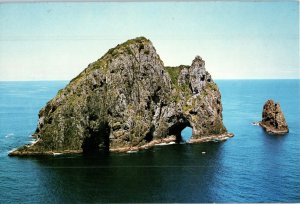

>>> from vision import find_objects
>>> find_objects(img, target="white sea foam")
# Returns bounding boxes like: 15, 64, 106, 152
29, 138, 39, 145
155, 142, 167, 146
30, 140, 36, 144
53, 153, 62, 156
126, 150, 138, 153
155, 142, 175, 146
8, 148, 17, 154
251, 122, 260, 126
5, 133, 14, 138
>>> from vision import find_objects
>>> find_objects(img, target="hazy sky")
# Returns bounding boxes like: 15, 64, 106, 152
0, 1, 299, 80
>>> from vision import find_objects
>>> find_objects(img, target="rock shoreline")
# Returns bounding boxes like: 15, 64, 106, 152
8, 148, 82, 157
9, 133, 234, 156
259, 122, 288, 135
188, 132, 234, 143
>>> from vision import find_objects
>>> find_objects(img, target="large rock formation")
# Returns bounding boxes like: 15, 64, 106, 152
260, 99, 289, 134
9, 37, 232, 156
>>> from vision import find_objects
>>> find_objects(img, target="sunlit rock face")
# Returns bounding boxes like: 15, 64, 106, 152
9, 37, 228, 156
260, 99, 289, 134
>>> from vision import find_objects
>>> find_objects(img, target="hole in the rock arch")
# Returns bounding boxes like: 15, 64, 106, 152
168, 117, 192, 143
82, 122, 110, 154
181, 127, 193, 141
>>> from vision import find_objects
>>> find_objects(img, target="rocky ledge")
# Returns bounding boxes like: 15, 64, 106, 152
9, 37, 233, 156
259, 99, 289, 134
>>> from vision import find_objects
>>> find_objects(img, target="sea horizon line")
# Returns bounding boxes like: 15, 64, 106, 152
0, 78, 300, 82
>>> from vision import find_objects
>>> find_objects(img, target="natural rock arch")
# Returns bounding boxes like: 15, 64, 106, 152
9, 37, 230, 156
167, 116, 192, 143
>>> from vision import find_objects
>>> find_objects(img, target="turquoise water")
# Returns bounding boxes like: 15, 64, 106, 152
0, 80, 299, 203
181, 127, 192, 141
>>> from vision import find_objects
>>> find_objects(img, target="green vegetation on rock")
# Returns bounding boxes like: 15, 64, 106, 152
9, 37, 229, 156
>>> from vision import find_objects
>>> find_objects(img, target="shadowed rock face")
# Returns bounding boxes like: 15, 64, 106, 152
9, 37, 229, 156
260, 99, 289, 134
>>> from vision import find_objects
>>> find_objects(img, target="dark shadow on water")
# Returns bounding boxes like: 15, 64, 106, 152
26, 142, 225, 203
261, 128, 289, 148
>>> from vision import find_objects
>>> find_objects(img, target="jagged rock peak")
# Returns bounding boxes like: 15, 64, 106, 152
9, 37, 232, 156
192, 55, 205, 68
259, 99, 289, 134
189, 55, 212, 95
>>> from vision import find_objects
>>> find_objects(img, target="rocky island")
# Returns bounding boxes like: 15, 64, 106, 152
9, 37, 233, 156
260, 99, 289, 134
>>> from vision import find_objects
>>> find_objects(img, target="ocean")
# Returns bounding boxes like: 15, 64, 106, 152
0, 80, 299, 203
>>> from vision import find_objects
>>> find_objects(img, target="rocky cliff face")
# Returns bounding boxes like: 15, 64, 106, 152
10, 37, 231, 156
260, 99, 289, 134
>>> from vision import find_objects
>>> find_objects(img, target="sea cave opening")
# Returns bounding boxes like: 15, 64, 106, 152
168, 117, 192, 143
81, 122, 110, 154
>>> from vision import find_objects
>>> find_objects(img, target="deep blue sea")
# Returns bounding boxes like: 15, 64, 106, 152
0, 80, 299, 203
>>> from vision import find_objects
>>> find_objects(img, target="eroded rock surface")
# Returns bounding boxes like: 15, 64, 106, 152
260, 99, 289, 134
9, 37, 232, 156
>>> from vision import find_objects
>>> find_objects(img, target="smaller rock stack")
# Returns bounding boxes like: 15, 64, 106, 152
259, 99, 289, 134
